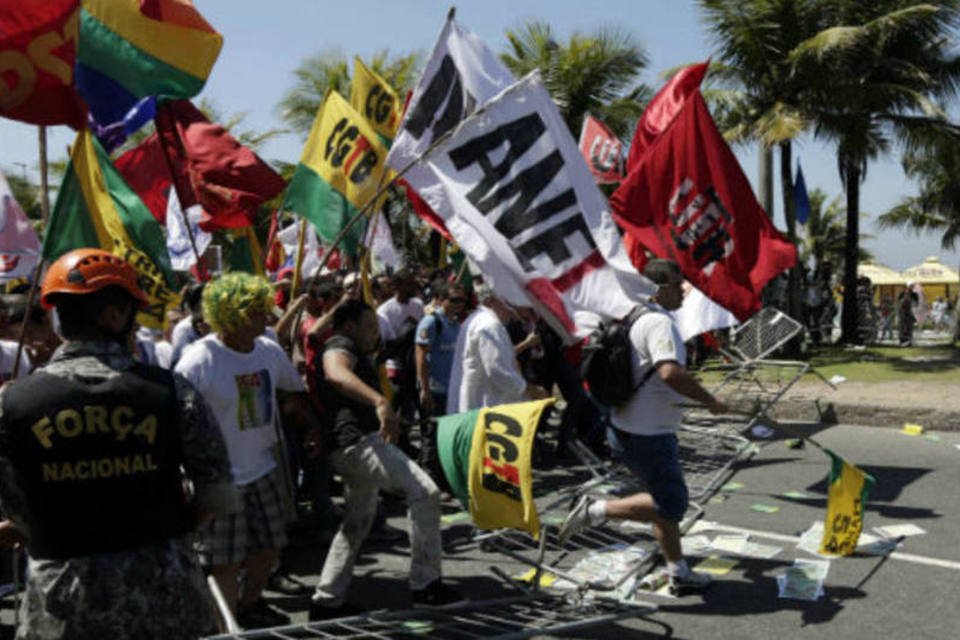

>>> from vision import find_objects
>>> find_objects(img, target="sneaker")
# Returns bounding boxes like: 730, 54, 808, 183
267, 572, 311, 596
557, 495, 595, 546
668, 570, 712, 596
236, 599, 290, 630
411, 579, 465, 609
308, 601, 365, 621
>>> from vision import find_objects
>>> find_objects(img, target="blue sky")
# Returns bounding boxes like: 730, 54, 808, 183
0, 0, 954, 271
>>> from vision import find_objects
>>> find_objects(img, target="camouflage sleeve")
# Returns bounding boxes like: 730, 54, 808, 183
172, 373, 240, 516
0, 387, 33, 537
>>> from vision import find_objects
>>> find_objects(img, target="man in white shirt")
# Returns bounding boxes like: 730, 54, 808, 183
558, 259, 728, 595
176, 273, 312, 629
446, 282, 547, 414
377, 269, 424, 426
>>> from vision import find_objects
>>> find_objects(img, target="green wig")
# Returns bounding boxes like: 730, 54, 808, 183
202, 272, 275, 335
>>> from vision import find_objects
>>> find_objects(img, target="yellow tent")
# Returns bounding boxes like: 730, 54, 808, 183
901, 256, 960, 302
858, 262, 906, 304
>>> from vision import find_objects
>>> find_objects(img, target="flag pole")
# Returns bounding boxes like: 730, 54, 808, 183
308, 92, 492, 278
155, 107, 207, 277
290, 218, 308, 296
12, 126, 52, 379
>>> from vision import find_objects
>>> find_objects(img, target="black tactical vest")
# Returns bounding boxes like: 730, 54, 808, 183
0, 364, 190, 559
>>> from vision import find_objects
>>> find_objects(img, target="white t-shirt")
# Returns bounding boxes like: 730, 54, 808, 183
447, 305, 526, 414
175, 334, 304, 485
376, 297, 424, 342
0, 340, 31, 384
610, 309, 686, 436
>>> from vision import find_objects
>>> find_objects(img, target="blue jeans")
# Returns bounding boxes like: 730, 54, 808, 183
607, 427, 688, 522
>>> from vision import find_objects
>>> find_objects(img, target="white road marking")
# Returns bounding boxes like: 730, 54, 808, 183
695, 521, 960, 571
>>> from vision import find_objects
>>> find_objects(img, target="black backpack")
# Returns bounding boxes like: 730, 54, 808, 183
580, 305, 656, 407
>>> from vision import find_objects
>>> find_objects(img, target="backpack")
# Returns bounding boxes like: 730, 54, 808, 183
580, 305, 656, 407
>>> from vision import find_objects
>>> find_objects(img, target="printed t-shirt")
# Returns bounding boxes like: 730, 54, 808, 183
175, 334, 304, 485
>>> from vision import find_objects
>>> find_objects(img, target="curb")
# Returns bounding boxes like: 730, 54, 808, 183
766, 398, 960, 432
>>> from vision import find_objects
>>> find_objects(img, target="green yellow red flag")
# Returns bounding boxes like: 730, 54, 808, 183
284, 91, 390, 255
819, 449, 875, 556
437, 399, 553, 538
41, 129, 178, 328
350, 56, 403, 143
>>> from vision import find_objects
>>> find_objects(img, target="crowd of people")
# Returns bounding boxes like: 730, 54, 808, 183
0, 250, 729, 638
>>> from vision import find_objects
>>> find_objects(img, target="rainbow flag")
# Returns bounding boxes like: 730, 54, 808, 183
76, 0, 222, 134
285, 91, 391, 255
42, 129, 178, 329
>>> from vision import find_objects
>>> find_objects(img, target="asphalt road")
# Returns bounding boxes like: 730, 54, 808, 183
2, 422, 958, 639
273, 422, 960, 639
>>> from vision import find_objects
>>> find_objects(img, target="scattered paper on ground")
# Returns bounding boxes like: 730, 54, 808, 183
796, 521, 832, 558
794, 558, 830, 581
741, 541, 782, 559
401, 620, 435, 635
923, 434, 941, 442
688, 520, 717, 535
708, 494, 729, 504
564, 545, 650, 589
441, 511, 470, 524
751, 503, 780, 514
829, 375, 847, 385
874, 523, 926, 538
901, 423, 925, 436
682, 534, 713, 556
540, 512, 565, 526
514, 568, 558, 587
782, 490, 814, 500
751, 424, 775, 439
696, 556, 737, 576
711, 533, 749, 554
778, 560, 827, 601
855, 532, 900, 556
722, 482, 744, 492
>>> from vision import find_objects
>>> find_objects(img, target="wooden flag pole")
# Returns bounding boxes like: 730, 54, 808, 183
12, 126, 52, 379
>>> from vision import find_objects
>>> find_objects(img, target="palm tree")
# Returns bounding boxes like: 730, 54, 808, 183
499, 20, 652, 139
790, 0, 960, 342
878, 141, 960, 248
799, 188, 872, 278
699, 0, 825, 325
277, 49, 420, 137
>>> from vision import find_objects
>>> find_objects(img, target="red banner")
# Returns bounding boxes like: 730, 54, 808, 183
0, 0, 86, 128
610, 91, 796, 321
578, 114, 623, 184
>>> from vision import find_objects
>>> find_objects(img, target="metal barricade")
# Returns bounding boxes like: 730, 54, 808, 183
204, 593, 654, 640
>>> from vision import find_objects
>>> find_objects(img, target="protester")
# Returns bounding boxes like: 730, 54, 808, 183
414, 281, 467, 482
898, 286, 917, 346
175, 273, 313, 629
170, 282, 208, 365
446, 282, 549, 414
1, 294, 61, 368
558, 259, 728, 595
377, 268, 425, 426
310, 299, 462, 619
0, 296, 32, 383
0, 249, 238, 639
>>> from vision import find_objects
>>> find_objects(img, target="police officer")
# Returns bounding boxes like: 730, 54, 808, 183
0, 249, 238, 640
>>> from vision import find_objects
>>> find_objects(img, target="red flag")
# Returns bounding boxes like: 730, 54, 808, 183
578, 114, 624, 184
626, 62, 708, 173
155, 100, 286, 231
399, 178, 453, 241
114, 133, 176, 224
0, 0, 87, 128
610, 91, 796, 321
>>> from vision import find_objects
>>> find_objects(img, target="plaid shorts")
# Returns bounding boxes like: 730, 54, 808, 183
197, 468, 289, 567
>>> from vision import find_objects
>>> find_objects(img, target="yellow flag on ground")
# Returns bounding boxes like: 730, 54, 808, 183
819, 449, 875, 556
466, 399, 553, 538
285, 91, 391, 254
350, 57, 403, 142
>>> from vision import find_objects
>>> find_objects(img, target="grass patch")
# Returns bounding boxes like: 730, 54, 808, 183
695, 343, 960, 384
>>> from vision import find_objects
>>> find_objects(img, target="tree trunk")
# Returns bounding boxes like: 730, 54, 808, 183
758, 145, 774, 216
779, 141, 803, 352
841, 162, 861, 343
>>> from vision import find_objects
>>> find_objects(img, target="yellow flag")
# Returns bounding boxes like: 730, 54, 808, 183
819, 450, 875, 556
467, 399, 554, 538
350, 56, 403, 142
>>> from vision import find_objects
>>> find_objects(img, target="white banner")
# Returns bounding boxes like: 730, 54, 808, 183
0, 171, 40, 281
364, 212, 399, 272
165, 189, 211, 271
419, 72, 656, 341
278, 220, 321, 279
674, 282, 738, 341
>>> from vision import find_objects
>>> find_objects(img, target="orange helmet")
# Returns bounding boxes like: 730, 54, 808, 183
41, 249, 149, 310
